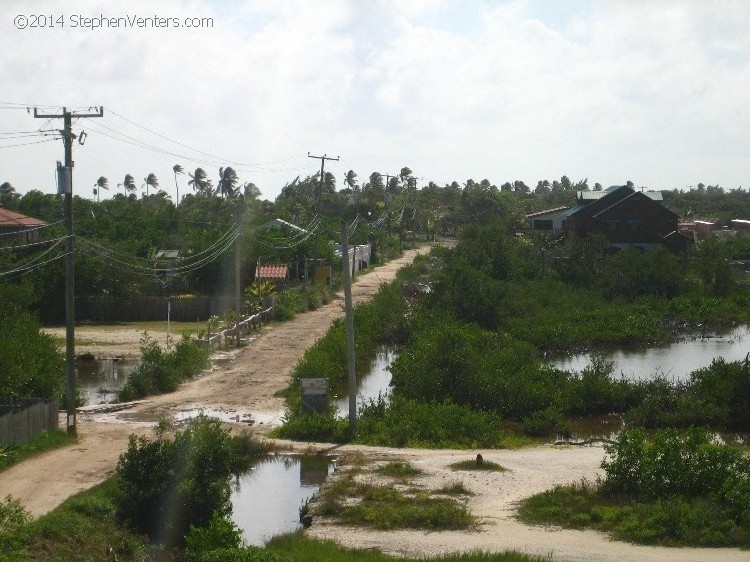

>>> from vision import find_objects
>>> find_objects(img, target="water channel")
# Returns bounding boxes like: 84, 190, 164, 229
333, 348, 396, 415
549, 325, 750, 381
231, 455, 334, 545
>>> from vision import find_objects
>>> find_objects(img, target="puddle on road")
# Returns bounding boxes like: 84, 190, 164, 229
76, 358, 138, 405
231, 455, 335, 546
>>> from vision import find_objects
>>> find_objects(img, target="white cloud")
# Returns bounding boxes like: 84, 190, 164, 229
1, 0, 749, 200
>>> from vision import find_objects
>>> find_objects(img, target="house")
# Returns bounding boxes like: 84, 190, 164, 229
0, 207, 47, 245
526, 206, 569, 236
563, 185, 685, 251
731, 219, 750, 238
256, 263, 289, 282
679, 218, 724, 241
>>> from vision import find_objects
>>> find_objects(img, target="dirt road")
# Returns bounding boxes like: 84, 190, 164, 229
4, 246, 746, 561
3, 249, 425, 518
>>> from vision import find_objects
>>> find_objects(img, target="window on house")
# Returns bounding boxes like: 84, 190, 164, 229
534, 219, 553, 230
628, 220, 641, 232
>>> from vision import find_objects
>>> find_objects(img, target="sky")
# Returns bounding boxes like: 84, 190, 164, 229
1, 0, 749, 202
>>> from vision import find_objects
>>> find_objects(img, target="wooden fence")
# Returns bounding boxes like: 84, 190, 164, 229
76, 295, 241, 322
205, 306, 274, 349
0, 398, 59, 447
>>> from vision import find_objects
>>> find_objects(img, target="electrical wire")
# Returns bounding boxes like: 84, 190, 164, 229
0, 237, 67, 277
0, 137, 59, 149
76, 224, 240, 270
77, 229, 239, 275
0, 235, 67, 251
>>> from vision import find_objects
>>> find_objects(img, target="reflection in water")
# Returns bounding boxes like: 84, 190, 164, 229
231, 455, 334, 546
550, 326, 750, 382
76, 358, 138, 405
334, 348, 396, 415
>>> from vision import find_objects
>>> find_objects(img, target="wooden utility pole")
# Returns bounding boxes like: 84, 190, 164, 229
307, 152, 339, 282
341, 222, 357, 434
34, 106, 104, 434
234, 199, 243, 346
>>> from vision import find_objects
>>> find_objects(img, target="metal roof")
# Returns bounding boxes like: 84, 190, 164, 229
525, 206, 568, 218
257, 263, 288, 279
577, 188, 663, 201
0, 207, 46, 228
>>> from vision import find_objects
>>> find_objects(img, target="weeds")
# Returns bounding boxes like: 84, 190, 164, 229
449, 459, 508, 472
518, 429, 750, 546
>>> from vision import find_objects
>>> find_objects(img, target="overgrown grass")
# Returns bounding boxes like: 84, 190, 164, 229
0, 479, 153, 561
375, 461, 424, 479
262, 534, 548, 562
518, 429, 750, 547
0, 430, 76, 472
0, 481, 541, 562
437, 481, 475, 496
316, 470, 476, 531
449, 459, 508, 472
118, 332, 211, 401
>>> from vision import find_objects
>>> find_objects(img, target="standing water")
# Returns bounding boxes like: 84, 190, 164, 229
231, 455, 334, 545
76, 358, 138, 405
550, 326, 750, 382
334, 348, 396, 415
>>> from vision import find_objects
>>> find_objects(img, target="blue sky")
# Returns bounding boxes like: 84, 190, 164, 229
1, 0, 748, 201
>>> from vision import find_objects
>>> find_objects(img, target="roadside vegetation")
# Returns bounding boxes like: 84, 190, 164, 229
314, 460, 476, 532
0, 430, 76, 472
0, 418, 542, 562
519, 428, 750, 547
118, 332, 211, 401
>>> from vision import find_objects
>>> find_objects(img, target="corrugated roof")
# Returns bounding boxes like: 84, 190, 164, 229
526, 206, 568, 218
577, 188, 663, 201
0, 208, 46, 228
257, 263, 288, 279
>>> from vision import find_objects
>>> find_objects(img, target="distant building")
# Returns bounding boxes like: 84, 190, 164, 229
0, 207, 47, 245
563, 185, 687, 251
731, 219, 750, 238
526, 206, 569, 236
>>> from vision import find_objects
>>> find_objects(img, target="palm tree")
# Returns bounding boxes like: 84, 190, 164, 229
0, 181, 19, 206
172, 164, 184, 205
143, 173, 159, 197
344, 170, 359, 192
188, 167, 212, 195
217, 166, 238, 198
122, 174, 136, 194
93, 176, 108, 202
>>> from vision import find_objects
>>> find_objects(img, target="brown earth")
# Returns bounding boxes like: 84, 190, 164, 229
4, 246, 747, 561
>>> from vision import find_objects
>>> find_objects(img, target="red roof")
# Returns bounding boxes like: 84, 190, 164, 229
0, 208, 46, 228
257, 263, 288, 280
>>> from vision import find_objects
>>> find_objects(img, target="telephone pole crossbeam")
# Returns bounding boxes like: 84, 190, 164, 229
33, 106, 104, 434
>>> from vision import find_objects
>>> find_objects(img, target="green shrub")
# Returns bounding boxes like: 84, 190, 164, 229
0, 495, 29, 534
273, 407, 350, 444
356, 395, 506, 449
601, 428, 750, 501
185, 511, 243, 558
115, 416, 265, 547
119, 333, 209, 401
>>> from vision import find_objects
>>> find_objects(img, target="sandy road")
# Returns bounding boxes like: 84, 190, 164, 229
2, 249, 426, 517
3, 245, 746, 561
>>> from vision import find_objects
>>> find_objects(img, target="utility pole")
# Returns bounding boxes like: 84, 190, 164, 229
307, 152, 339, 282
341, 222, 357, 434
34, 106, 104, 434
234, 199, 243, 347
380, 173, 397, 264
